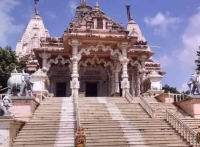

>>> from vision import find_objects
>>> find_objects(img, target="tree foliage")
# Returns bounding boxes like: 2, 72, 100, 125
162, 84, 180, 94
0, 46, 26, 91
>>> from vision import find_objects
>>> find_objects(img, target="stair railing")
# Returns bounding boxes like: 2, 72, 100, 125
74, 96, 80, 128
125, 90, 133, 103
139, 96, 155, 118
166, 109, 199, 147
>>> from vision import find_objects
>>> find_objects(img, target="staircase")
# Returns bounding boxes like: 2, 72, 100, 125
78, 97, 191, 147
181, 118, 200, 131
143, 97, 192, 119
12, 97, 76, 147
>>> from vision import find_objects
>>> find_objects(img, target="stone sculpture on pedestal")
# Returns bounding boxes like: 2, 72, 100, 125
187, 72, 200, 95
0, 96, 12, 116
6, 70, 34, 97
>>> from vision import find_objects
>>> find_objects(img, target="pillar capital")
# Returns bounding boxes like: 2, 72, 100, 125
39, 53, 51, 59
119, 56, 130, 64
117, 42, 130, 49
68, 39, 82, 47
70, 56, 81, 62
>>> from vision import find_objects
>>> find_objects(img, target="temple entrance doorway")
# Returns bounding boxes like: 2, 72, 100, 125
56, 82, 67, 97
85, 82, 98, 97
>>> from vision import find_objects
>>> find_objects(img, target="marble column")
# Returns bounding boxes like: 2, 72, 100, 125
114, 71, 120, 94
69, 40, 82, 98
110, 75, 115, 96
137, 71, 141, 96
119, 42, 130, 97
131, 70, 135, 96
39, 53, 51, 73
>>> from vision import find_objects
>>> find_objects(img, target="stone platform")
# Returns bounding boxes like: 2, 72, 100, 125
8, 96, 39, 122
176, 97, 200, 118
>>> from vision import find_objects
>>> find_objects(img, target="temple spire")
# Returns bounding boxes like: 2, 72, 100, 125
34, 0, 39, 15
95, 2, 100, 10
126, 5, 133, 22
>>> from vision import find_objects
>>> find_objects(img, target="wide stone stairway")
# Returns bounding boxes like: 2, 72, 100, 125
78, 97, 191, 147
12, 97, 76, 147
143, 97, 192, 119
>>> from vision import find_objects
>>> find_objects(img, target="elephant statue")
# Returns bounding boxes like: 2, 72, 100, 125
187, 73, 200, 95
7, 73, 34, 97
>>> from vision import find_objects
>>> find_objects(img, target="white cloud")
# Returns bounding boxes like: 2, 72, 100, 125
68, 0, 78, 16
178, 83, 188, 93
144, 12, 181, 36
179, 9, 200, 69
154, 54, 173, 68
0, 0, 24, 47
44, 11, 56, 19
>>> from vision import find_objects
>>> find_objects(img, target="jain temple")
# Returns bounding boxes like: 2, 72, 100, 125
1, 1, 200, 147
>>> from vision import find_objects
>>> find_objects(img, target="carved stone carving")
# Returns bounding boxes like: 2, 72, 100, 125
79, 56, 114, 71
47, 55, 72, 72
129, 58, 142, 72
78, 42, 122, 58
67, 4, 125, 31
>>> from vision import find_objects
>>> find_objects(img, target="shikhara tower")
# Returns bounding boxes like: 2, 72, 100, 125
15, 1, 165, 97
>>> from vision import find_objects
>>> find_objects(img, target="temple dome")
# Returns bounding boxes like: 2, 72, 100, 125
15, 14, 50, 58
127, 19, 147, 43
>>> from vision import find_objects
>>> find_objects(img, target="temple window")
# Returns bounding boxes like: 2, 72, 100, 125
86, 22, 93, 29
112, 24, 119, 30
97, 18, 103, 29
106, 22, 112, 30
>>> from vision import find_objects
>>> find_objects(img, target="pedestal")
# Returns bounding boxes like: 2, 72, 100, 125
176, 98, 200, 118
146, 89, 164, 97
155, 93, 174, 103
8, 97, 39, 122
0, 119, 24, 147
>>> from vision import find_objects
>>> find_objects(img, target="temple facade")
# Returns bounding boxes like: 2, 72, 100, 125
16, 1, 165, 98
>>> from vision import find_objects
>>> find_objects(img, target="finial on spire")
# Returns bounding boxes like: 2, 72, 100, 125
34, 0, 39, 15
126, 5, 133, 22
95, 2, 99, 10
80, 0, 87, 6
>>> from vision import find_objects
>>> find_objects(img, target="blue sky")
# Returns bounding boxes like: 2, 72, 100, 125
1, 0, 200, 92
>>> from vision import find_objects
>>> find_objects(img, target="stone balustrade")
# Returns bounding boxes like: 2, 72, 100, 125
155, 92, 188, 103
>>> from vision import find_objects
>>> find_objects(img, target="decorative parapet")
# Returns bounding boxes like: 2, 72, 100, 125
64, 33, 136, 40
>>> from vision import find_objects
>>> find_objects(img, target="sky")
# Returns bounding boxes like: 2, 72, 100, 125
1, 0, 200, 92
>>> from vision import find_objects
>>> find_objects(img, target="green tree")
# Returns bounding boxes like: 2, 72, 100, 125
162, 84, 180, 94
0, 46, 26, 92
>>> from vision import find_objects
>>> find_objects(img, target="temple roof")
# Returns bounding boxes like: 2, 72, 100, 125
16, 13, 50, 58
66, 1, 126, 33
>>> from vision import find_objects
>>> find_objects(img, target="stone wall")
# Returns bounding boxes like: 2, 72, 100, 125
0, 119, 24, 147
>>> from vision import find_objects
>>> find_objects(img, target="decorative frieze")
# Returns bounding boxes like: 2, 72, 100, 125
78, 56, 114, 70
78, 42, 122, 58
47, 55, 72, 72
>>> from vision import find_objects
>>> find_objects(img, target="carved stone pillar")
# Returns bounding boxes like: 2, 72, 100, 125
137, 72, 141, 96
111, 75, 115, 95
138, 55, 147, 95
114, 71, 120, 94
119, 42, 130, 97
39, 53, 51, 73
69, 40, 82, 98
113, 60, 121, 96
